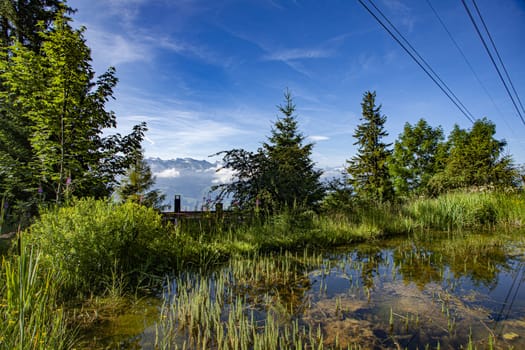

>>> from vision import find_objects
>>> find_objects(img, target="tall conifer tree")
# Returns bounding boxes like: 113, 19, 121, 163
215, 90, 323, 210
346, 91, 393, 203
117, 146, 166, 210
263, 90, 323, 209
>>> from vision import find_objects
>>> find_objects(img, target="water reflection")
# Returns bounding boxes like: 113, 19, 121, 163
82, 232, 525, 349
305, 232, 525, 349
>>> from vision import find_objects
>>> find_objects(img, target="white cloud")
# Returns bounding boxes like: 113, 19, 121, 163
212, 166, 236, 184
308, 135, 330, 142
380, 0, 416, 32
155, 168, 181, 178
83, 27, 151, 70
113, 101, 263, 160
264, 48, 333, 61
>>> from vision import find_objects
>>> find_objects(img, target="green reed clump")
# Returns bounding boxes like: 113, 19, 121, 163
405, 191, 522, 231
155, 254, 326, 350
491, 191, 525, 229
27, 198, 178, 297
222, 203, 413, 254
0, 235, 74, 349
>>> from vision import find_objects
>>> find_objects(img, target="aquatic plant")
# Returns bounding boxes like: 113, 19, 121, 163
0, 234, 73, 349
406, 191, 525, 231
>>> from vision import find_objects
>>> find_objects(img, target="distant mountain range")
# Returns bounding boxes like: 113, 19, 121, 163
147, 157, 344, 211
147, 157, 227, 211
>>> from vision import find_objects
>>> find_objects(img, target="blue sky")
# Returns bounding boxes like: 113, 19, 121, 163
68, 0, 525, 169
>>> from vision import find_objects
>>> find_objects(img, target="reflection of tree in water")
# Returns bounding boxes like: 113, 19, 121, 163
393, 235, 509, 289
353, 246, 386, 289
393, 245, 443, 289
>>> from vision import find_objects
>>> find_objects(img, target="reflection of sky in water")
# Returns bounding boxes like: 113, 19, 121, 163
460, 258, 525, 321
306, 242, 525, 325
91, 234, 525, 349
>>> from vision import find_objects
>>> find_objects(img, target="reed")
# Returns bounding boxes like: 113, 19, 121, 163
0, 233, 74, 349
154, 253, 328, 350
406, 191, 525, 231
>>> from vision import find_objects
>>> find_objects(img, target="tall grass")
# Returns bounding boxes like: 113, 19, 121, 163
0, 234, 73, 349
406, 191, 525, 231
165, 191, 524, 264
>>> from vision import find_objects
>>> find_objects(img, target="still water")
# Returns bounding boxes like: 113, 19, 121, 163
82, 231, 525, 349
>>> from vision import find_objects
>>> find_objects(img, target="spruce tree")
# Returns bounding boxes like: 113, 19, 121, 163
262, 90, 324, 209
215, 90, 323, 211
118, 148, 166, 210
346, 91, 393, 203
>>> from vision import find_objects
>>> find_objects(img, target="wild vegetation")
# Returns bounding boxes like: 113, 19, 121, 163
0, 1, 524, 349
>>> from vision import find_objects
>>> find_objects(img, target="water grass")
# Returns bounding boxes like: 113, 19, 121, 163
152, 232, 525, 350
155, 253, 326, 350
0, 233, 74, 349
406, 190, 525, 231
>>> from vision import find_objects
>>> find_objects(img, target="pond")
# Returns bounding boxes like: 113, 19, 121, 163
81, 231, 525, 349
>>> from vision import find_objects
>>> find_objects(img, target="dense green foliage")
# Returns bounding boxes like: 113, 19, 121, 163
0, 0, 71, 50
429, 118, 517, 192
215, 91, 323, 211
346, 91, 394, 203
0, 11, 146, 222
390, 118, 445, 197
27, 198, 173, 297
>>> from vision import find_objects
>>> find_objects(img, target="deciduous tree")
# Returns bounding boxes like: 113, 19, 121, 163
0, 12, 145, 216
389, 118, 444, 197
429, 118, 517, 191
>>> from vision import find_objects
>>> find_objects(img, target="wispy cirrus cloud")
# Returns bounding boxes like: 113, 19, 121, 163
84, 28, 152, 68
109, 90, 271, 161
380, 0, 416, 32
264, 48, 333, 61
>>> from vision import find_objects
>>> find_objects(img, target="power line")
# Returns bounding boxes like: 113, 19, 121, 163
425, 0, 510, 129
472, 0, 525, 118
471, 0, 525, 117
462, 0, 525, 126
357, 0, 475, 123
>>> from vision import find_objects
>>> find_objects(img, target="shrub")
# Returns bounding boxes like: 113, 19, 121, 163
27, 198, 175, 297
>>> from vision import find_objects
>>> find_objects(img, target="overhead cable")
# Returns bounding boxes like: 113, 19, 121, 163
357, 0, 475, 123
471, 0, 525, 117
425, 0, 510, 129
462, 0, 525, 126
